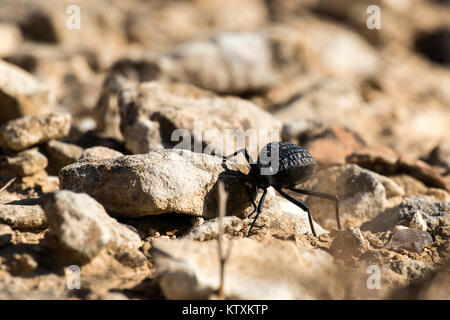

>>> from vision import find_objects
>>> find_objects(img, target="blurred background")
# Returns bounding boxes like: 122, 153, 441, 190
0, 0, 449, 160
0, 0, 449, 301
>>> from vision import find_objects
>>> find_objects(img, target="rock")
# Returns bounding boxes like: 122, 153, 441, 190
346, 145, 399, 174
301, 19, 379, 76
0, 202, 47, 230
118, 81, 281, 158
425, 188, 450, 202
263, 188, 328, 237
397, 197, 450, 232
45, 140, 83, 174
181, 216, 245, 241
152, 238, 341, 299
385, 228, 433, 253
274, 78, 364, 125
0, 224, 12, 247
19, 171, 59, 194
0, 114, 71, 151
281, 119, 326, 146
426, 141, 450, 175
0, 24, 22, 57
408, 211, 429, 231
59, 149, 253, 218
0, 59, 52, 124
94, 74, 138, 140
390, 257, 433, 281
5, 148, 48, 176
9, 253, 38, 275
79, 146, 124, 161
304, 164, 404, 228
159, 32, 276, 94
390, 174, 428, 197
397, 154, 449, 192
347, 147, 449, 192
329, 227, 370, 259
304, 126, 366, 168
266, 18, 379, 77
41, 190, 142, 263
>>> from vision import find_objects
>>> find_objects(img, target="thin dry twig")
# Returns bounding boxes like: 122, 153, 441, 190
0, 178, 16, 193
217, 181, 233, 300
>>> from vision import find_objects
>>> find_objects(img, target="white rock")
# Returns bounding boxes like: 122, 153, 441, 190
152, 238, 341, 299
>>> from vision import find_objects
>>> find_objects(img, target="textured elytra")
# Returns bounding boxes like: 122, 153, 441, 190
257, 142, 316, 188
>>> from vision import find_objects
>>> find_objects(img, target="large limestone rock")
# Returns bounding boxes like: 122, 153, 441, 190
59, 149, 254, 218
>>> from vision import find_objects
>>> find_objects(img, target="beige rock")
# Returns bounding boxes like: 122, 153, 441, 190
159, 32, 276, 94
79, 146, 124, 161
41, 190, 142, 263
181, 216, 245, 241
60, 149, 253, 218
118, 81, 281, 159
94, 74, 137, 140
263, 187, 328, 237
0, 59, 52, 124
152, 238, 341, 299
304, 164, 403, 228
271, 19, 379, 77
0, 202, 47, 229
0, 24, 22, 57
6, 148, 48, 176
45, 140, 83, 174
0, 114, 71, 151
329, 227, 370, 259
274, 78, 364, 125
272, 78, 383, 144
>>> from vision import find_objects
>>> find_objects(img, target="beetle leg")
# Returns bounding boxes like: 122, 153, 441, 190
276, 188, 317, 237
221, 148, 254, 166
290, 188, 341, 231
247, 188, 267, 237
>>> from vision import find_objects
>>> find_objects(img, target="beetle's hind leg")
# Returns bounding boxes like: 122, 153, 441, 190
290, 188, 341, 231
276, 188, 317, 237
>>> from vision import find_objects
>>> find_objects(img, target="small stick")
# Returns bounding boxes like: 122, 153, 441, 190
217, 181, 233, 300
0, 178, 16, 193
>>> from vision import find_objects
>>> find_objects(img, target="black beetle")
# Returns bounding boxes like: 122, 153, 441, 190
221, 141, 341, 237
